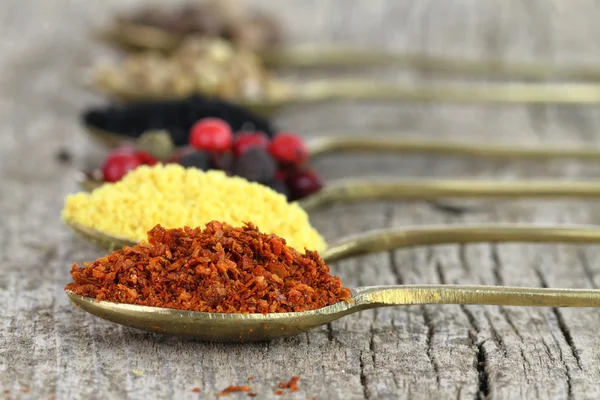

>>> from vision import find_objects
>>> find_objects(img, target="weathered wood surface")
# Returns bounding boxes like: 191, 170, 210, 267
4, 0, 600, 398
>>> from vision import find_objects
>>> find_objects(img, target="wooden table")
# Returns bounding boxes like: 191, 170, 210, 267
3, 0, 600, 398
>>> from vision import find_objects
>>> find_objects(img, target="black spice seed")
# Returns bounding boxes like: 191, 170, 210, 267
81, 95, 276, 147
179, 150, 212, 170
210, 151, 234, 172
232, 147, 277, 183
265, 179, 291, 199
55, 147, 72, 164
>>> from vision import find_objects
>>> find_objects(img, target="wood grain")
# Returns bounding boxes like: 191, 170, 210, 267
3, 0, 600, 398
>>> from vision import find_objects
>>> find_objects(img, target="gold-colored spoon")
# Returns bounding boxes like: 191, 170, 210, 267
95, 80, 600, 116
86, 124, 600, 162
259, 46, 600, 81
97, 23, 600, 81
65, 223, 600, 342
64, 214, 600, 261
77, 171, 600, 213
67, 285, 600, 342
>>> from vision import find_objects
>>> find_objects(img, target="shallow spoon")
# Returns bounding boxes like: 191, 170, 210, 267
95, 81, 600, 116
96, 23, 600, 81
77, 172, 600, 212
63, 219, 600, 262
67, 281, 600, 342
86, 124, 600, 161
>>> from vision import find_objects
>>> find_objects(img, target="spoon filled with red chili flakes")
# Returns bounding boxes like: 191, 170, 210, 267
66, 221, 600, 342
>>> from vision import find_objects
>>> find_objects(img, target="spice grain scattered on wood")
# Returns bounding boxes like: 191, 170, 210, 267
219, 385, 252, 396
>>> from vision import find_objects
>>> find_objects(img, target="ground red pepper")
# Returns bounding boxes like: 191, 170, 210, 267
219, 385, 252, 396
192, 387, 200, 393
66, 221, 351, 314
274, 389, 284, 395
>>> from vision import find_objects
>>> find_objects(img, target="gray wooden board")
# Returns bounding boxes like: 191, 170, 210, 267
3, 0, 600, 398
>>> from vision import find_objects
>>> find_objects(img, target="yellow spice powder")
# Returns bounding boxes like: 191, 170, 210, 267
62, 164, 327, 252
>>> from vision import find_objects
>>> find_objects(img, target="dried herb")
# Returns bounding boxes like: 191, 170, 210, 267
93, 38, 270, 101
116, 3, 281, 51
65, 221, 351, 314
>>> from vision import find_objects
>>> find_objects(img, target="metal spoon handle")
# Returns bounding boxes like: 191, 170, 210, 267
95, 80, 600, 106
305, 135, 600, 160
97, 24, 600, 82
353, 285, 600, 309
291, 81, 600, 105
322, 225, 600, 263
299, 179, 600, 211
259, 46, 600, 80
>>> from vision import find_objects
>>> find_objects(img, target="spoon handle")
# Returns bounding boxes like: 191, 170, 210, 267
353, 285, 600, 309
259, 46, 600, 80
305, 135, 600, 160
322, 225, 600, 263
299, 179, 600, 211
293, 81, 600, 105
98, 24, 600, 82
94, 80, 600, 107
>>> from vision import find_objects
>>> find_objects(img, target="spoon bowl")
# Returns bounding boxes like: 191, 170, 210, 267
67, 283, 600, 342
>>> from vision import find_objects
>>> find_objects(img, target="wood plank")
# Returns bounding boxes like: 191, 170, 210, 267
4, 0, 600, 398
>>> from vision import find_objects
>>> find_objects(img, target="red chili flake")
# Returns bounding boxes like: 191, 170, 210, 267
287, 376, 300, 392
22, 388, 29, 393
247, 394, 257, 398
192, 387, 200, 393
274, 389, 284, 395
66, 221, 351, 314
219, 385, 252, 396
277, 376, 300, 392
247, 377, 254, 381
2, 391, 8, 394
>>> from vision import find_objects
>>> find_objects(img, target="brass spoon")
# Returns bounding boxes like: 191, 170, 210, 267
65, 223, 600, 342
94, 81, 600, 116
97, 24, 600, 81
77, 171, 600, 213
86, 124, 600, 162
67, 285, 600, 342
64, 216, 600, 262
259, 46, 600, 80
